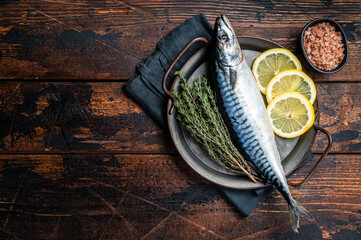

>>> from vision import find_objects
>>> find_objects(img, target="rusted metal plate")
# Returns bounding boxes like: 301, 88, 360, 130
167, 37, 319, 189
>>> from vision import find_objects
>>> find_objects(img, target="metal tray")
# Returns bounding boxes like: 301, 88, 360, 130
163, 37, 332, 189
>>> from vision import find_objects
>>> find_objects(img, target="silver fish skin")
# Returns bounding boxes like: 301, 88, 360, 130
211, 15, 314, 233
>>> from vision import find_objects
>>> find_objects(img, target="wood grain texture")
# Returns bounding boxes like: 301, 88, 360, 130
0, 82, 360, 154
0, 0, 360, 239
0, 82, 174, 154
0, 0, 360, 80
0, 153, 359, 239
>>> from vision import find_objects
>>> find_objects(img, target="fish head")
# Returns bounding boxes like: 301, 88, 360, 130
213, 15, 243, 67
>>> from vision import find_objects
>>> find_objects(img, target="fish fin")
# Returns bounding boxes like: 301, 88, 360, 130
230, 68, 237, 89
288, 204, 300, 233
295, 200, 315, 221
288, 200, 315, 233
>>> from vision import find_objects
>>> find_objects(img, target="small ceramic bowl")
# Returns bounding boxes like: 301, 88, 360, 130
300, 18, 348, 74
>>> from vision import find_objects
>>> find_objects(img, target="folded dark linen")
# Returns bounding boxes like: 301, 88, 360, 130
124, 14, 212, 127
123, 14, 314, 216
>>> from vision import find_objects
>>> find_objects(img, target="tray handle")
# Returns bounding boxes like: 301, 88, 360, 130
162, 37, 209, 114
287, 124, 333, 187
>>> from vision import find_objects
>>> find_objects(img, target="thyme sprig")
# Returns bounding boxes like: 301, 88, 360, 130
172, 73, 258, 183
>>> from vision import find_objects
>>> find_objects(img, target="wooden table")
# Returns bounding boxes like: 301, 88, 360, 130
0, 1, 360, 239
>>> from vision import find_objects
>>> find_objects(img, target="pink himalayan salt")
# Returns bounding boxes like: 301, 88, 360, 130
303, 22, 345, 71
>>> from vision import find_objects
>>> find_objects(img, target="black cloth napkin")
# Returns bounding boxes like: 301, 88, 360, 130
123, 14, 212, 127
123, 14, 314, 216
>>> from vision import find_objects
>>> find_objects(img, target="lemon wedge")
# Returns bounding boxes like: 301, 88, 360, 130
266, 69, 316, 104
267, 92, 315, 138
252, 48, 302, 94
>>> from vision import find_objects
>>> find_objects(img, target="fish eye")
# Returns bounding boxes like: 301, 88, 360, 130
221, 34, 228, 41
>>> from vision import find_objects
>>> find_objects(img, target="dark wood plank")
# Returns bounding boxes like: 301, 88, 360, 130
0, 153, 359, 239
0, 153, 206, 239
0, 82, 360, 154
0, 81, 175, 154
0, 0, 360, 80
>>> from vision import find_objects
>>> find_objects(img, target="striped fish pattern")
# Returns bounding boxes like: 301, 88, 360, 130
211, 15, 314, 233
216, 62, 289, 194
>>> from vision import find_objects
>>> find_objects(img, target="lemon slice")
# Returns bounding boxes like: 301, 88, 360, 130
266, 69, 317, 104
252, 48, 302, 94
267, 92, 315, 138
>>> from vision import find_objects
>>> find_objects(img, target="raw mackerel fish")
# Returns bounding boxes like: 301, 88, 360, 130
210, 15, 314, 232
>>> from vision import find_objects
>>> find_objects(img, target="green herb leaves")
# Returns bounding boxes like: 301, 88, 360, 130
172, 74, 258, 183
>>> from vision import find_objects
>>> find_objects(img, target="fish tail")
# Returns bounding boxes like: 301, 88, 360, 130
288, 200, 315, 233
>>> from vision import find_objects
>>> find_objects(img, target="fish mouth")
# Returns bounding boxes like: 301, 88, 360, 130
220, 15, 231, 29
216, 15, 235, 35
